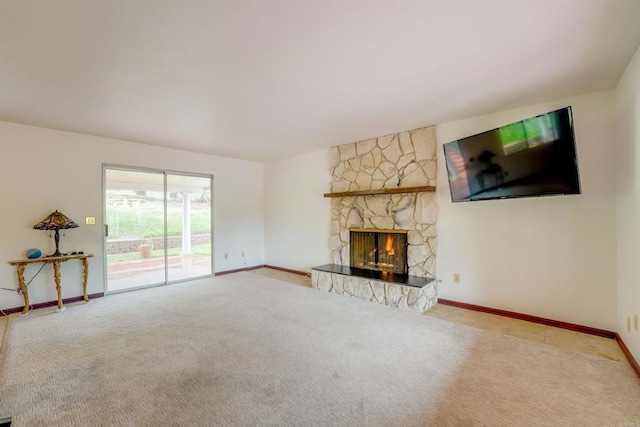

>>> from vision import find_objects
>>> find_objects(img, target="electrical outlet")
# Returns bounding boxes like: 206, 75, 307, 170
224, 253, 228, 260
628, 317, 631, 333
453, 273, 460, 283
635, 314, 638, 332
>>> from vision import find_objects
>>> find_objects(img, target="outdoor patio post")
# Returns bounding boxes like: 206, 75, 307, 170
181, 192, 192, 255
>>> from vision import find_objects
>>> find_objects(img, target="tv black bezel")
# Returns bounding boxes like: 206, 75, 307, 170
443, 106, 581, 203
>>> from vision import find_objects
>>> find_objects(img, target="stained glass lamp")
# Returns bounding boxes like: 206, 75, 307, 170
33, 210, 79, 257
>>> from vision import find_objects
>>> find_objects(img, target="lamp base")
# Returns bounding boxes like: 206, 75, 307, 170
52, 230, 61, 257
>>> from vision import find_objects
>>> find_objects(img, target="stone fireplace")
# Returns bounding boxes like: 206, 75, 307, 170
312, 126, 438, 313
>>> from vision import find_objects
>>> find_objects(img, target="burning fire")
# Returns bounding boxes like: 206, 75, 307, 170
385, 235, 395, 256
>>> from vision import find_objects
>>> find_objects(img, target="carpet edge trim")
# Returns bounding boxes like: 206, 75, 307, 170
437, 298, 616, 338
615, 334, 640, 381
214, 265, 265, 276
215, 265, 309, 277
0, 292, 105, 317
437, 298, 640, 380
263, 265, 309, 276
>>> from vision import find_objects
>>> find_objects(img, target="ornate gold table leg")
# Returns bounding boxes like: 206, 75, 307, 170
16, 264, 30, 315
82, 257, 90, 303
53, 261, 65, 313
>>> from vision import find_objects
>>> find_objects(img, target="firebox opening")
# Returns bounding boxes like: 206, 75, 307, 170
350, 228, 408, 275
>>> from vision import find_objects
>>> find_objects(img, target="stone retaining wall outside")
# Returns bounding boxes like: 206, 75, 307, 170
107, 234, 210, 255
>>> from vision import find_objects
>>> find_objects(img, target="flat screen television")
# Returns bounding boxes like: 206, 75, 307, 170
443, 106, 581, 202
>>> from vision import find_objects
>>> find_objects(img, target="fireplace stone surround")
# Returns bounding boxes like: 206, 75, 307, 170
312, 126, 438, 313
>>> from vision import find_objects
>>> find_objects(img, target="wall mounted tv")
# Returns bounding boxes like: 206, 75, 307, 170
443, 106, 581, 202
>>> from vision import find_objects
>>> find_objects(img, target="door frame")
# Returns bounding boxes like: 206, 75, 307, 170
102, 163, 215, 294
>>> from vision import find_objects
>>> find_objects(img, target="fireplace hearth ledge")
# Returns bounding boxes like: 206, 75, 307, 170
311, 264, 437, 314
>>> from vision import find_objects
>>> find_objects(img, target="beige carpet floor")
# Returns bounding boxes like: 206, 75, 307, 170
1, 272, 639, 426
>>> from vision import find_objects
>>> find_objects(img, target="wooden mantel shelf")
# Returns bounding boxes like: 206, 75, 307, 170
323, 185, 435, 198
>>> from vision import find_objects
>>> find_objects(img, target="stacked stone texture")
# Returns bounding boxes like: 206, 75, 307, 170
313, 125, 438, 314
330, 126, 437, 193
312, 270, 437, 314
329, 125, 437, 279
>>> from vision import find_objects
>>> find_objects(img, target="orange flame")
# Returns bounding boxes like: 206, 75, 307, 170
385, 235, 395, 256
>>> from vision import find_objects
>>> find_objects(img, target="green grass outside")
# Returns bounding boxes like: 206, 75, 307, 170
106, 205, 211, 239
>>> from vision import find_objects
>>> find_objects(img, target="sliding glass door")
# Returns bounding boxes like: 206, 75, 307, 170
166, 174, 213, 282
104, 166, 213, 293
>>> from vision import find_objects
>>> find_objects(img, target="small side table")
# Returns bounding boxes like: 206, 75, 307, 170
8, 253, 94, 315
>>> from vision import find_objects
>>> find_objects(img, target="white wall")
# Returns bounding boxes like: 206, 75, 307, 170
436, 90, 618, 331
264, 148, 331, 272
262, 91, 619, 331
0, 122, 264, 311
616, 44, 640, 361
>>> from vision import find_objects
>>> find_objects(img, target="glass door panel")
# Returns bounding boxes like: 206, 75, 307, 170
105, 168, 167, 292
166, 174, 213, 282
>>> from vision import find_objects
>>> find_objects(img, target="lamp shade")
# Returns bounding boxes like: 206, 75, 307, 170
33, 210, 79, 231
33, 210, 79, 257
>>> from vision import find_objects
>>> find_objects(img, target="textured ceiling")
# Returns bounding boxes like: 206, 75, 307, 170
1, 0, 640, 162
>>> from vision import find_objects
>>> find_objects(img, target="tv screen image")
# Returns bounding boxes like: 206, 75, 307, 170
443, 106, 581, 202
